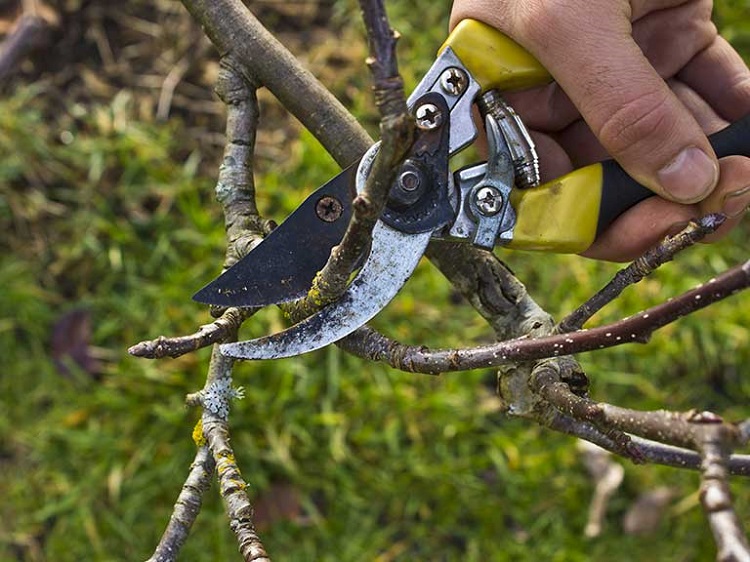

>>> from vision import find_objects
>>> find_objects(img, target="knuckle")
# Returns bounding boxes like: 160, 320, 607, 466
595, 90, 674, 158
685, 0, 718, 45
730, 74, 750, 102
513, 0, 628, 45
511, 0, 576, 45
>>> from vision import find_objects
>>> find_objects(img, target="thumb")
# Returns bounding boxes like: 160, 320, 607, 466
553, 31, 718, 203
451, 1, 719, 203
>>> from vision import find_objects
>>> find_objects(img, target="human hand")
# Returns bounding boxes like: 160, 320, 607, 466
450, 0, 750, 260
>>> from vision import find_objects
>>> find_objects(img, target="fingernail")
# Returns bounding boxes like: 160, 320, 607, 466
658, 147, 719, 202
722, 186, 750, 218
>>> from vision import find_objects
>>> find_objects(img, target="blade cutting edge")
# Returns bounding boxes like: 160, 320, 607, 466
220, 221, 432, 359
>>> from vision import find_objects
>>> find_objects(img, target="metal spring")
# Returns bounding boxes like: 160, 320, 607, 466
477, 90, 540, 190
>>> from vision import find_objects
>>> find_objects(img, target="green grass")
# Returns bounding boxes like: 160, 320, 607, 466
1, 1, 749, 560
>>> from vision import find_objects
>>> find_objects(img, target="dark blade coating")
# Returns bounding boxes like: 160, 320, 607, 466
192, 163, 357, 307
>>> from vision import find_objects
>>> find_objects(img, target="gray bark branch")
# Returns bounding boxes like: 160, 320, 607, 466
179, 0, 372, 168
698, 426, 750, 561
145, 446, 216, 562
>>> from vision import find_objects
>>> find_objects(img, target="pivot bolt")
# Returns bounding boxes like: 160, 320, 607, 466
439, 67, 468, 97
415, 103, 442, 130
315, 196, 343, 222
388, 161, 425, 210
398, 169, 422, 192
474, 186, 504, 216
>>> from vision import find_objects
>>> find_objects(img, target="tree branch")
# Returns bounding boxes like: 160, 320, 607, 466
559, 214, 726, 332
178, 0, 372, 168
698, 425, 750, 561
145, 446, 216, 562
198, 345, 268, 562
286, 0, 414, 318
129, 307, 253, 359
212, 56, 275, 270
547, 413, 750, 476
339, 260, 749, 373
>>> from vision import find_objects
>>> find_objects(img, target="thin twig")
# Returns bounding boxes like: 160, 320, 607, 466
547, 414, 750, 476
128, 307, 254, 359
145, 446, 216, 562
533, 363, 750, 470
559, 214, 726, 332
578, 440, 625, 538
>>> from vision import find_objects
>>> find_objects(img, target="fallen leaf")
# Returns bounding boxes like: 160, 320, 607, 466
50, 308, 101, 378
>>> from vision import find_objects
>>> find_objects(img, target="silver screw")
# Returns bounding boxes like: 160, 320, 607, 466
415, 103, 442, 130
474, 186, 504, 216
398, 169, 421, 192
439, 67, 468, 96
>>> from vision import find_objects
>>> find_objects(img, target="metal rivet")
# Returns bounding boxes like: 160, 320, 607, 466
474, 186, 504, 216
398, 169, 422, 192
315, 196, 343, 222
415, 103, 442, 130
439, 67, 468, 97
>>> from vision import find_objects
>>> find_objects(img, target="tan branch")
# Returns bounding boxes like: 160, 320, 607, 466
145, 446, 216, 562
129, 307, 253, 359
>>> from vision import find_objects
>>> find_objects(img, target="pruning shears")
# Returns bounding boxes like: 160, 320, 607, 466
193, 19, 750, 360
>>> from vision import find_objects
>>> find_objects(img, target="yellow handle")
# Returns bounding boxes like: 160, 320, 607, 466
441, 19, 552, 92
443, 19, 601, 253
508, 164, 604, 253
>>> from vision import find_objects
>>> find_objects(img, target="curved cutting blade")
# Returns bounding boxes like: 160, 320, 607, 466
220, 221, 432, 360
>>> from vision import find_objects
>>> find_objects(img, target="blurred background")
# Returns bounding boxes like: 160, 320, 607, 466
1, 0, 748, 560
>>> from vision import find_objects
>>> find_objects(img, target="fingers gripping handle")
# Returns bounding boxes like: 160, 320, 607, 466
509, 114, 750, 253
596, 114, 750, 237
442, 19, 552, 92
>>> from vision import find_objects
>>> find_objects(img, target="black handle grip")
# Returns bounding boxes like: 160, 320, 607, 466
596, 113, 750, 236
